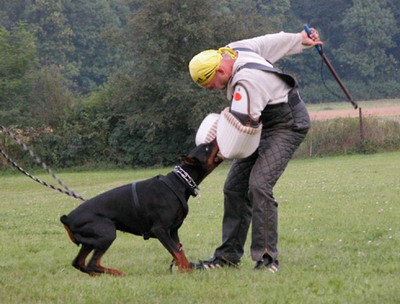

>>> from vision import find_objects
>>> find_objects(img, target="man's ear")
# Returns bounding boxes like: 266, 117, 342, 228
217, 66, 226, 76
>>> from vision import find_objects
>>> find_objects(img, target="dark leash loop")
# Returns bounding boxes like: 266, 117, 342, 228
304, 25, 358, 109
0, 125, 86, 201
319, 58, 346, 101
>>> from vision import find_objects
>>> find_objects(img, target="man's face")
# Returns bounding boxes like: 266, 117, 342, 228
202, 60, 232, 90
202, 72, 228, 90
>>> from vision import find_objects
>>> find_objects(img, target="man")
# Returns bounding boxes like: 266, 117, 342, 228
188, 28, 323, 272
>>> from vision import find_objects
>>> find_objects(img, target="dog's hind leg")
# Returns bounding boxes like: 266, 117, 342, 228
85, 226, 124, 276
87, 248, 125, 276
72, 244, 94, 274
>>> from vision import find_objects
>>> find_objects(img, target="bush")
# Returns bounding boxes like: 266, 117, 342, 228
2, 115, 400, 170
295, 116, 400, 158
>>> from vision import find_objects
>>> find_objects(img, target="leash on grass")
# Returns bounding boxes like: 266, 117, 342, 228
0, 125, 86, 201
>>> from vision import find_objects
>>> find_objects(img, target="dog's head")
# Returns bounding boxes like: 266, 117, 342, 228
180, 139, 224, 178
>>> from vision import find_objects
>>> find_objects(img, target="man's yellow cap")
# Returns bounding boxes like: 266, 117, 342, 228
189, 47, 237, 86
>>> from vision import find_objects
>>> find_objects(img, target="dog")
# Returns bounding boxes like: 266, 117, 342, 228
60, 139, 223, 276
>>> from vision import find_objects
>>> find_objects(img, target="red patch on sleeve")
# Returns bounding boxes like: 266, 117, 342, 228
234, 92, 242, 101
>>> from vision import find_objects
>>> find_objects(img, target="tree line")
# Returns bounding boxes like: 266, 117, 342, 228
1, 0, 399, 168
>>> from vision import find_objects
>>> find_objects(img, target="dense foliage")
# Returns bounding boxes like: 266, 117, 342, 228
1, 0, 399, 167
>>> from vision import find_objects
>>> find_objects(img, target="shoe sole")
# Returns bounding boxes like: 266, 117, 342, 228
267, 264, 279, 273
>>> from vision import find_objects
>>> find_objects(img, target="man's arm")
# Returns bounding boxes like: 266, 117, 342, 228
228, 29, 323, 63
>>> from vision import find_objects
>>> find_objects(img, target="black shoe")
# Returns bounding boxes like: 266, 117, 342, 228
190, 256, 239, 270
254, 257, 280, 273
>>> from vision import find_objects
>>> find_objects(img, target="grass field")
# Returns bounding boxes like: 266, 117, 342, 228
1, 152, 399, 303
306, 98, 400, 112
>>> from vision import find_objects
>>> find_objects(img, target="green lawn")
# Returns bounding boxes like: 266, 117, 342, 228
1, 152, 399, 303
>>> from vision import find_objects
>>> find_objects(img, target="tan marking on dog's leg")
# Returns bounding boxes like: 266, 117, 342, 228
175, 250, 192, 273
95, 256, 125, 276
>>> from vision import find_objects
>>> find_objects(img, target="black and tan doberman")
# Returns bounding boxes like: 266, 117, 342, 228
60, 140, 223, 276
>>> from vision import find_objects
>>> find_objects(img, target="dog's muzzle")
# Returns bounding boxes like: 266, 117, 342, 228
196, 108, 262, 159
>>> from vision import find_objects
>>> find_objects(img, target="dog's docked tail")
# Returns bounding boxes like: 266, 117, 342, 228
60, 215, 79, 245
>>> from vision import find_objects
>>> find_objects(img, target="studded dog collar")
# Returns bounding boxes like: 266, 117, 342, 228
172, 166, 199, 197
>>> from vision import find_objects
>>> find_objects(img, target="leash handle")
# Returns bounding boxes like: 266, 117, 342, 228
304, 24, 322, 52
303, 24, 358, 109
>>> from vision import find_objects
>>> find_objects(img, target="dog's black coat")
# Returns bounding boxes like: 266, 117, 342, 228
60, 140, 222, 275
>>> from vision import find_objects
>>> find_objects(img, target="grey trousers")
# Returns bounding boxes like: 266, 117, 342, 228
214, 90, 310, 263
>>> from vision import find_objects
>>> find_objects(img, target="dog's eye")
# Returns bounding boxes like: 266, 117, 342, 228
205, 147, 209, 152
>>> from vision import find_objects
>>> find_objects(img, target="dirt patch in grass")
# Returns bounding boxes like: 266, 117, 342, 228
309, 106, 400, 121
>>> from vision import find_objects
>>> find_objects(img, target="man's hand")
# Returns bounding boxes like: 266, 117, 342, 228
301, 27, 323, 47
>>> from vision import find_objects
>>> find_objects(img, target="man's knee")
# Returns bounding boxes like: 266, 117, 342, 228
248, 185, 277, 208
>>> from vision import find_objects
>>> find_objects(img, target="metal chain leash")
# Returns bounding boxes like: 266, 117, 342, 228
0, 125, 86, 201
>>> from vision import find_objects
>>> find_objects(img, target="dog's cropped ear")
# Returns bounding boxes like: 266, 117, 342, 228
180, 155, 198, 166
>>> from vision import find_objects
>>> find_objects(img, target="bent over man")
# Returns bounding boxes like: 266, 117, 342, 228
189, 28, 323, 272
